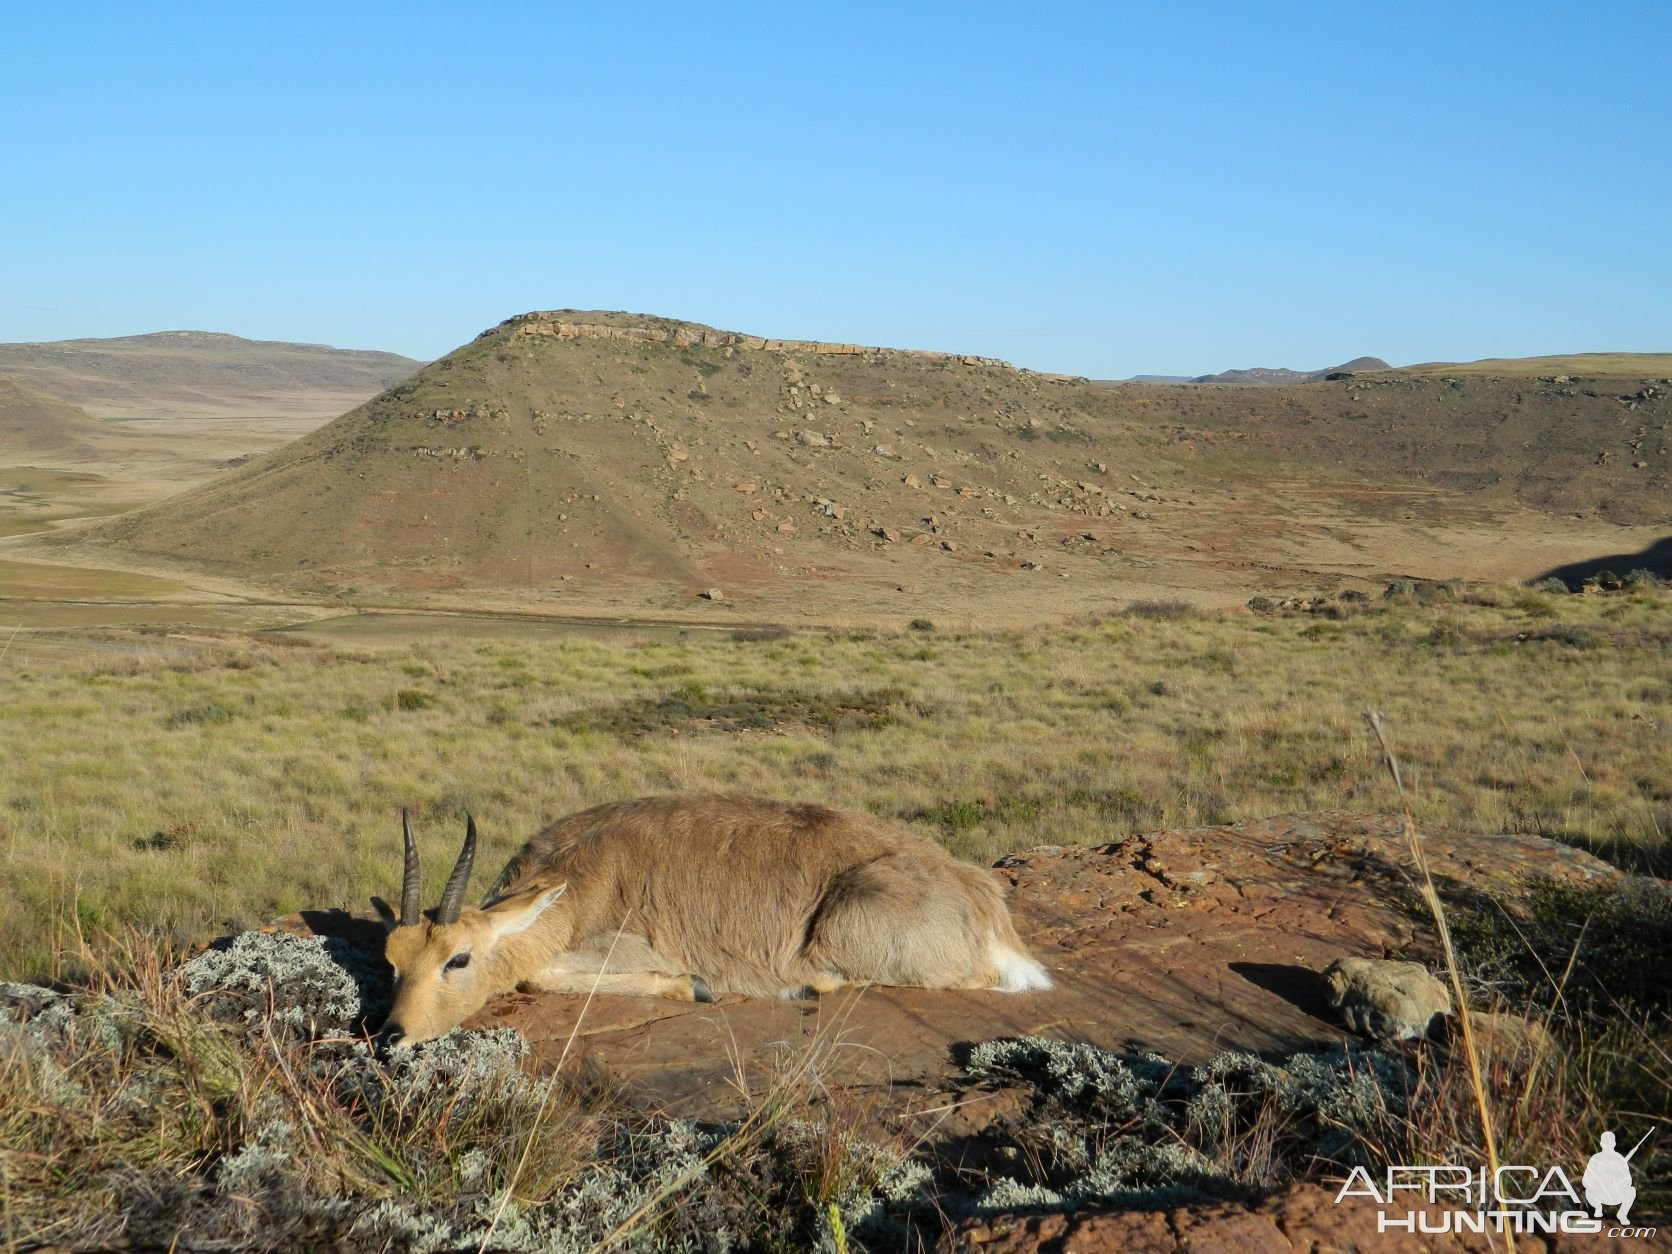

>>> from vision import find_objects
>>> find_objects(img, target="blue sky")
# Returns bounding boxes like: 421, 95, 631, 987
4, 2, 1668, 375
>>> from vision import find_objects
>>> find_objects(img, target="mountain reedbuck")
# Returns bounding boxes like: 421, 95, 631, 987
370, 794, 1052, 1046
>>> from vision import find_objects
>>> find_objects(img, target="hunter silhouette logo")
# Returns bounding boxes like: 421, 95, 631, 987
1586, 1129, 1652, 1225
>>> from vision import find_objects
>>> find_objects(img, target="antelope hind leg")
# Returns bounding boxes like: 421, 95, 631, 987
805, 857, 1002, 989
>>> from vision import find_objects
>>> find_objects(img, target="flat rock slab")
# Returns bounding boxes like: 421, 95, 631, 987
277, 811, 1617, 1122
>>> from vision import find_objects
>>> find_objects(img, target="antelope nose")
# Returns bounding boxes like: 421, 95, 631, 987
375, 1022, 406, 1049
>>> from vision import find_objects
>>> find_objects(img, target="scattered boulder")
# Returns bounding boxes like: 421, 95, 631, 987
1323, 956, 1451, 1042
698, 588, 723, 601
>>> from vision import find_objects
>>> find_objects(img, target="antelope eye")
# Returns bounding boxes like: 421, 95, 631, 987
444, 952, 471, 972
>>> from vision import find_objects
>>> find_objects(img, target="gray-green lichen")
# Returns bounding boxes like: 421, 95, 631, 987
1, 980, 143, 1105
962, 1035, 1412, 1212
180, 930, 390, 1036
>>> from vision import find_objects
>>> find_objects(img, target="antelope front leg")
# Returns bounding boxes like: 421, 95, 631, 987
522, 933, 714, 1001
522, 968, 714, 1001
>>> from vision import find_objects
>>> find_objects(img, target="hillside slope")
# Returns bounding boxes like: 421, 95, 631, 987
0, 375, 114, 458
1117, 366, 1669, 520
0, 331, 422, 420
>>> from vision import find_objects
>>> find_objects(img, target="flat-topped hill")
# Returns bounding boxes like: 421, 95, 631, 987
0, 330, 422, 420
38, 312, 1670, 619
58, 312, 1160, 605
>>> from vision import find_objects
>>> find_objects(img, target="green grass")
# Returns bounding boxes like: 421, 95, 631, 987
0, 587, 1667, 978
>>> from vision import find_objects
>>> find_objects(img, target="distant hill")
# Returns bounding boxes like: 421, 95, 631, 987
1398, 352, 1672, 378
50, 313, 1669, 614
1189, 356, 1391, 385
0, 331, 423, 420
0, 374, 113, 458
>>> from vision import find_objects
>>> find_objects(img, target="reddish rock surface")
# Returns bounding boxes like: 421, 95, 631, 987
942, 1183, 1664, 1252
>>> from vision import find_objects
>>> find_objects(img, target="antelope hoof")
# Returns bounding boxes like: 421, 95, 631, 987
691, 976, 715, 1003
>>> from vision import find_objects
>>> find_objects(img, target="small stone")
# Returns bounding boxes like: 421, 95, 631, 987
940, 540, 958, 552
1324, 957, 1452, 1042
902, 474, 922, 488
876, 527, 899, 542
698, 588, 723, 601
734, 481, 757, 493
1451, 1011, 1556, 1072
798, 430, 829, 448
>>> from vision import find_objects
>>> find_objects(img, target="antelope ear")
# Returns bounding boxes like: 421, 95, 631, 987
370, 896, 399, 932
485, 883, 567, 941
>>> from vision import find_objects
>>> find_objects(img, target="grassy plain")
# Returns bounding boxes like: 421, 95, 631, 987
1, 585, 1666, 981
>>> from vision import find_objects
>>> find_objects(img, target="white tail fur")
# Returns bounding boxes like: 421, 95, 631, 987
991, 940, 1054, 992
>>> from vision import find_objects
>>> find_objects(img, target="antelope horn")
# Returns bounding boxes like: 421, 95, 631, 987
399, 809, 422, 927
436, 815, 478, 925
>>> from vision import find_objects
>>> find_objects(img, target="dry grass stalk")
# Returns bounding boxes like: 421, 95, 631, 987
1365, 708, 1512, 1254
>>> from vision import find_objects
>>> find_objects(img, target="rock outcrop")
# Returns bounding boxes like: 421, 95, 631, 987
500, 311, 1014, 368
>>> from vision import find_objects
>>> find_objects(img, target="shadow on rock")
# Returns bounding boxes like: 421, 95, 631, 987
1228, 962, 1335, 1022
